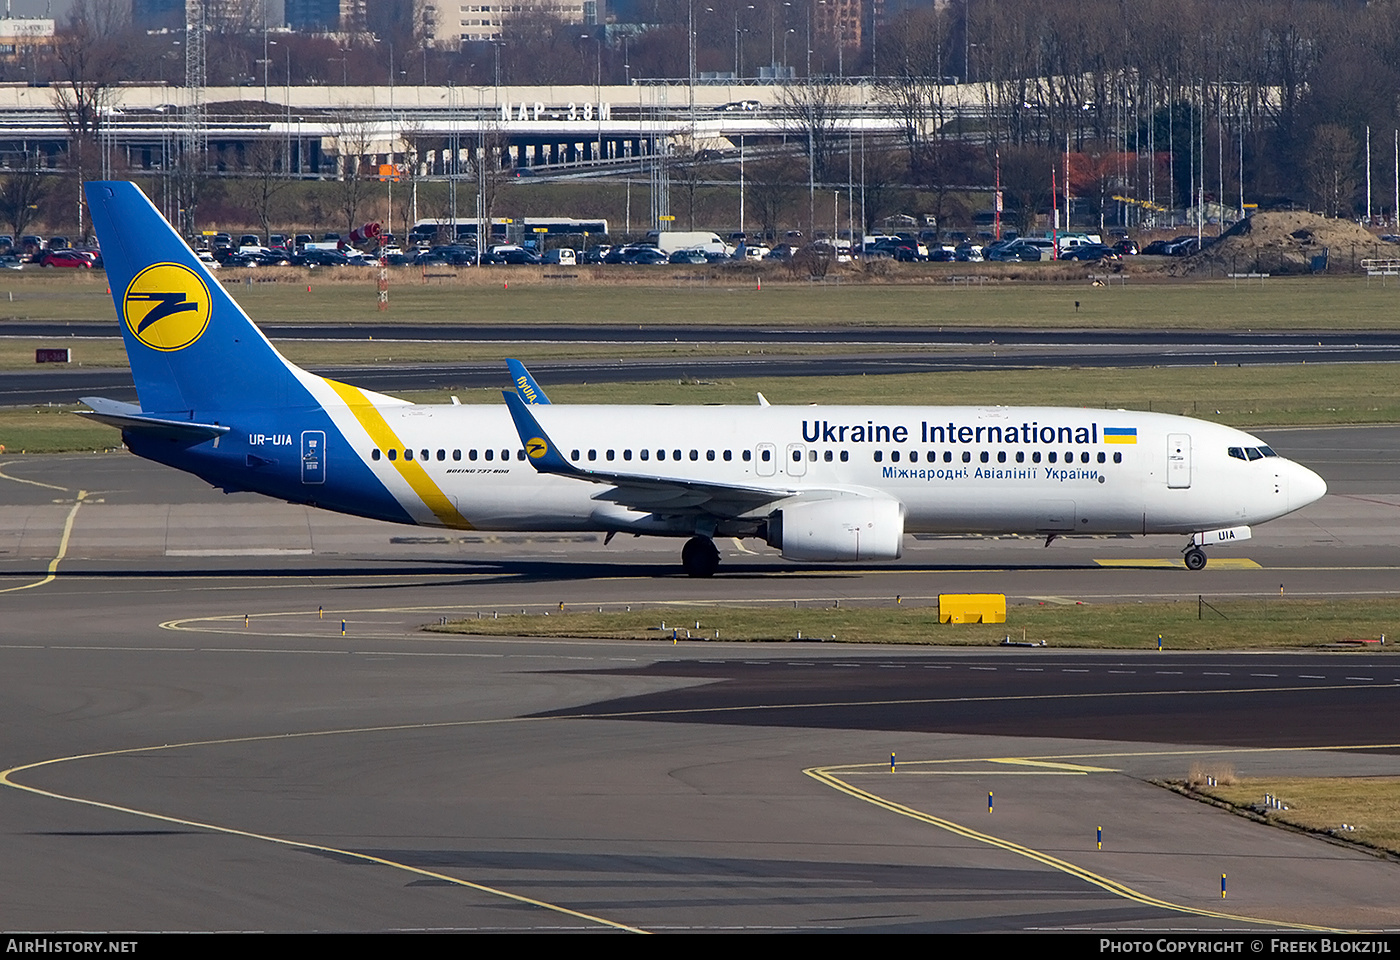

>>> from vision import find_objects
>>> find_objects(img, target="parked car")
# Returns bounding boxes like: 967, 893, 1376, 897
38, 249, 92, 268
541, 248, 577, 265
1059, 243, 1121, 262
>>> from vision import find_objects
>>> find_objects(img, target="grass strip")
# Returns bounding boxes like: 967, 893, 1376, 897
427, 598, 1400, 650
6, 273, 1400, 329
1177, 774, 1400, 858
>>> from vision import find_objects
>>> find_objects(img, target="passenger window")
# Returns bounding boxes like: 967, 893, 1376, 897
979, 451, 989, 463
824, 450, 833, 462
707, 450, 715, 461
640, 449, 649, 460
997, 451, 1006, 463
468, 449, 477, 461
607, 450, 615, 461
689, 449, 698, 461
760, 449, 770, 462
437, 449, 446, 461
874, 450, 883, 462
891, 450, 900, 463
840, 451, 849, 462
808, 449, 816, 461
742, 450, 751, 461
673, 450, 681, 460
388, 449, 397, 460
1048, 452, 1057, 463
517, 450, 525, 461
421, 449, 429, 462
1081, 452, 1090, 463
485, 449, 494, 461
909, 451, 919, 463
1016, 451, 1024, 463
943, 451, 951, 463
1097, 452, 1105, 463
623, 449, 632, 461
453, 450, 461, 461
962, 451, 971, 463
657, 449, 666, 461
588, 449, 597, 461
371, 448, 381, 461
501, 449, 509, 461
1113, 452, 1122, 463
404, 449, 414, 461
723, 450, 732, 461
1032, 452, 1041, 463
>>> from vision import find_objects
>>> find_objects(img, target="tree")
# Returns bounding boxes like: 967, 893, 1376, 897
50, 1, 132, 234
0, 152, 51, 238
777, 76, 846, 186
332, 109, 375, 234
244, 139, 291, 240
1305, 124, 1358, 218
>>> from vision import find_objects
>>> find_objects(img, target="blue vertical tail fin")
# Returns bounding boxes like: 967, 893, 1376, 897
85, 181, 305, 416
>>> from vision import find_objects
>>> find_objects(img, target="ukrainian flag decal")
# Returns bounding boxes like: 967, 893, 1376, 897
123, 263, 212, 352
1104, 427, 1138, 445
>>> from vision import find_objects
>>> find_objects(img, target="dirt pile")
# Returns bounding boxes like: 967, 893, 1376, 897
1175, 211, 1394, 275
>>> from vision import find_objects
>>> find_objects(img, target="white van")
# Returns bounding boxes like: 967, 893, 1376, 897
542, 248, 577, 265
645, 231, 730, 256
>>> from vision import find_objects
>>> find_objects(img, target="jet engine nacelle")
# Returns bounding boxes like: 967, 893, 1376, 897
766, 497, 905, 561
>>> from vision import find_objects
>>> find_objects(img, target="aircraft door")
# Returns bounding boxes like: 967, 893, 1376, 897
1167, 433, 1191, 489
301, 430, 325, 484
756, 442, 776, 476
786, 443, 807, 477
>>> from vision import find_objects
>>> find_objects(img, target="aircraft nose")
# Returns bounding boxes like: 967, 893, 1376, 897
1290, 461, 1328, 510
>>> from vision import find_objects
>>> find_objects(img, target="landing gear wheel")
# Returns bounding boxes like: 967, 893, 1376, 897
1184, 547, 1208, 571
681, 536, 720, 577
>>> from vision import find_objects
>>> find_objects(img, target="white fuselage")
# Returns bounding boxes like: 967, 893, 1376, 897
338, 401, 1326, 540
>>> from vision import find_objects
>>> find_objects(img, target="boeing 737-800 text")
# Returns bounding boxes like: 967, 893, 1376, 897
80, 181, 1327, 576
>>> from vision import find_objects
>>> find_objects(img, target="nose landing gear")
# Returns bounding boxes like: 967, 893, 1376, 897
681, 536, 720, 577
1183, 545, 1208, 571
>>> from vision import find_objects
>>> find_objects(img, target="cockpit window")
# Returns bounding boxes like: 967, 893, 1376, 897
1246, 447, 1263, 461
1258, 446, 1277, 457
1229, 445, 1274, 461
1228, 447, 1246, 460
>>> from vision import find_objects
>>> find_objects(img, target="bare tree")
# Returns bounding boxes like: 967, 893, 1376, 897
244, 139, 291, 240
0, 151, 51, 237
332, 109, 376, 233
748, 156, 800, 241
777, 76, 847, 186
1305, 124, 1358, 217
50, 2, 131, 233
668, 143, 713, 230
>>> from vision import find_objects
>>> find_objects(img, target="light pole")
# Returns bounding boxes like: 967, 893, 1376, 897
742, 4, 756, 77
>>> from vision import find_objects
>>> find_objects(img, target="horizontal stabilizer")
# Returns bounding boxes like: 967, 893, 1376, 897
78, 396, 230, 441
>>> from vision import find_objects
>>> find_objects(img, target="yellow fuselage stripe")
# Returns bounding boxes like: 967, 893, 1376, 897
323, 379, 474, 530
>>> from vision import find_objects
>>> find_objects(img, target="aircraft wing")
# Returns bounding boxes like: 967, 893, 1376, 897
502, 389, 795, 514
506, 358, 551, 404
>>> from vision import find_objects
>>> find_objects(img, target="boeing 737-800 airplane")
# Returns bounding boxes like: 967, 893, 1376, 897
79, 181, 1327, 576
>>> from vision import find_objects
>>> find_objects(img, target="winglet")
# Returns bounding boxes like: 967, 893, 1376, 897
502, 390, 577, 475
506, 359, 551, 404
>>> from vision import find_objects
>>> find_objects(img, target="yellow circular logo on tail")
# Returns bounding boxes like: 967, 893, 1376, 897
526, 437, 549, 459
122, 263, 212, 351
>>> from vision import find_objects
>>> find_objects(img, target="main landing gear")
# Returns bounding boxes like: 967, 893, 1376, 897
1183, 545, 1208, 571
681, 536, 721, 577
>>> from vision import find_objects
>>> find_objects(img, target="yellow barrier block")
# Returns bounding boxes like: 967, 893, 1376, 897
939, 593, 1007, 624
